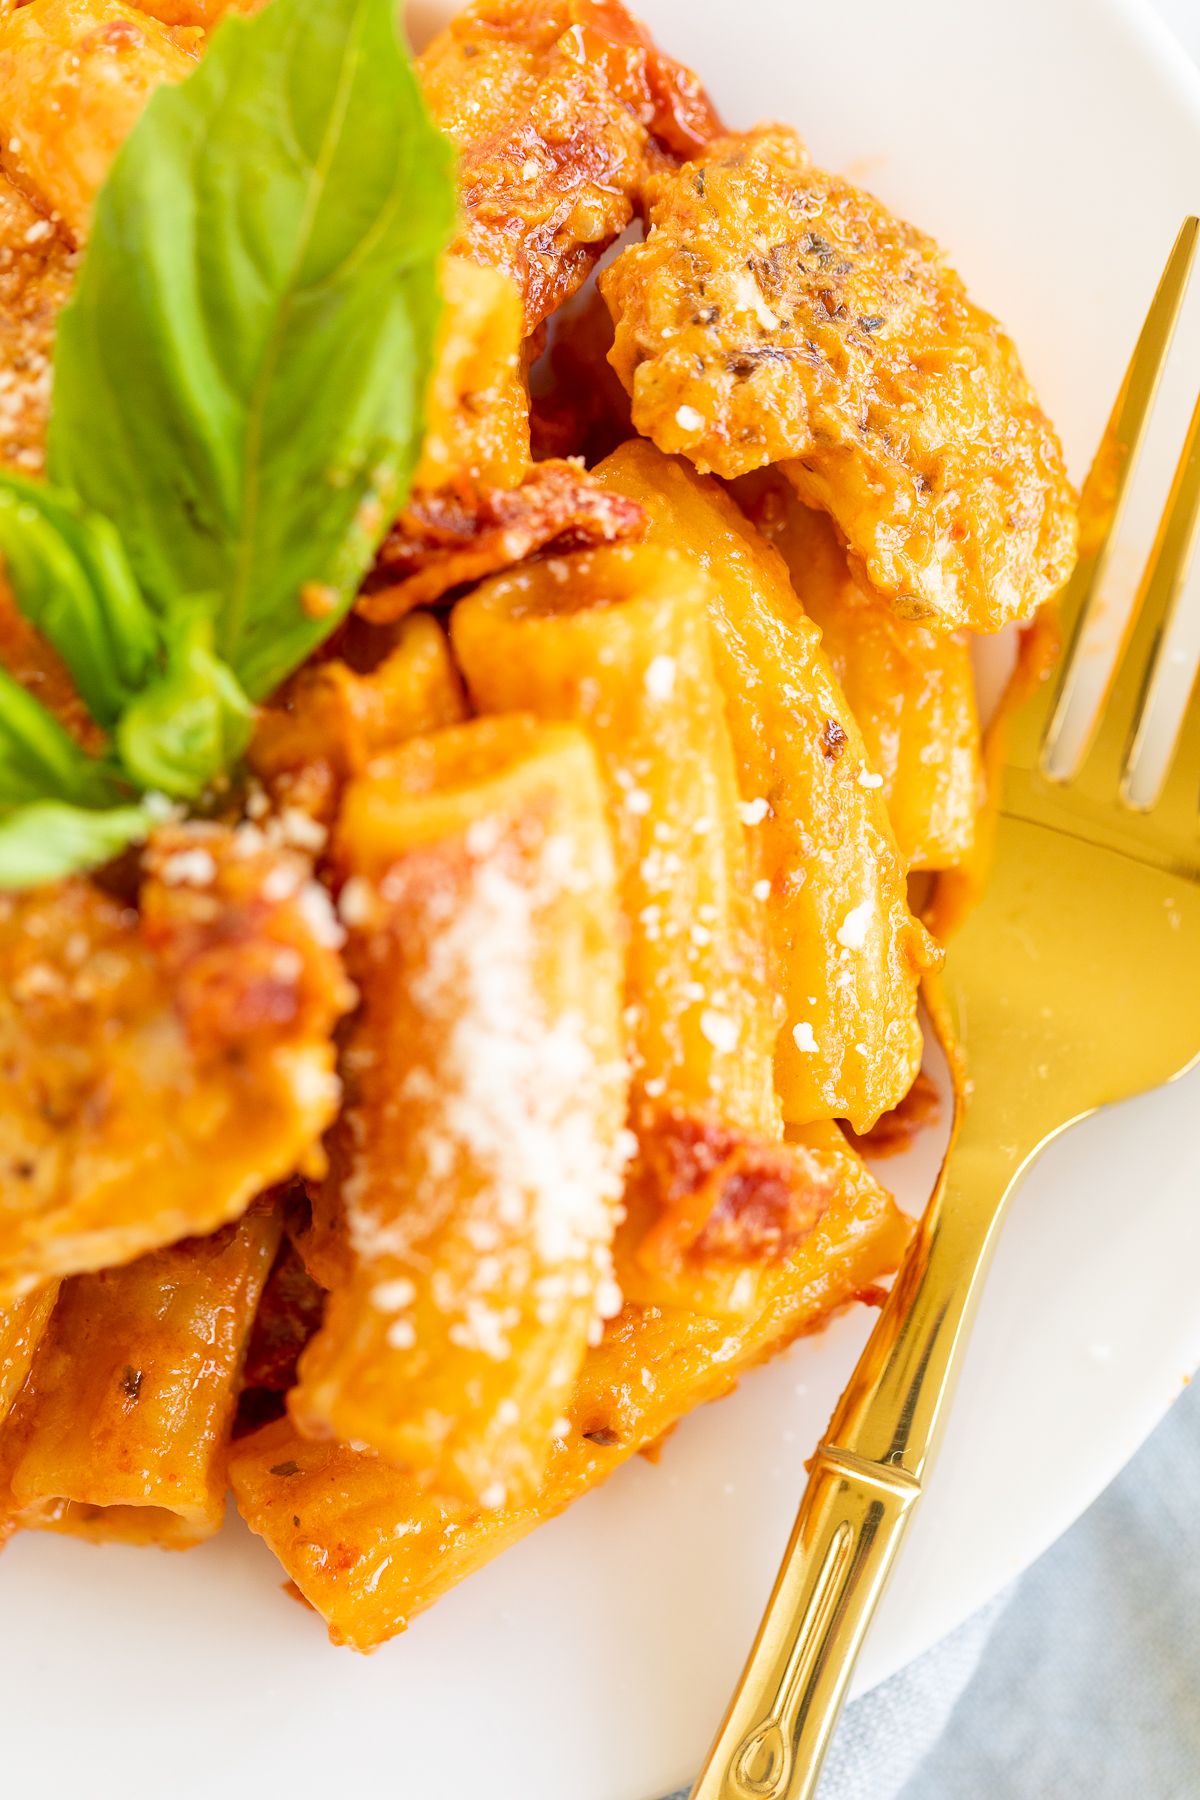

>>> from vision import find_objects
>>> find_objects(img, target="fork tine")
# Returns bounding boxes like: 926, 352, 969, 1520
1037, 216, 1199, 767
1070, 380, 1200, 800
1152, 663, 1200, 851
1116, 385, 1200, 805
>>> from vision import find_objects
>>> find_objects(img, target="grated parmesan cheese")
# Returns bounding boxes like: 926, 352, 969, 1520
836, 898, 874, 951
157, 848, 217, 887
643, 654, 677, 701
699, 1008, 739, 1053
349, 824, 628, 1368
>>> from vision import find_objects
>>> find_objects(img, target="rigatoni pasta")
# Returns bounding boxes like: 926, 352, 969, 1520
0, 1285, 57, 1427
233, 1128, 910, 1650
250, 610, 468, 826
0, 1206, 279, 1547
292, 716, 629, 1505
0, 0, 1068, 1657
736, 472, 983, 873
452, 543, 779, 1137
452, 544, 880, 1318
414, 255, 530, 495
591, 443, 939, 1132
453, 547, 795, 1308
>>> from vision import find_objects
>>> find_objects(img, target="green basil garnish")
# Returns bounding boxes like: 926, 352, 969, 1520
0, 0, 456, 886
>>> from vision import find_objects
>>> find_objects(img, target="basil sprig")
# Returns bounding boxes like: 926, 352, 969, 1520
0, 0, 456, 887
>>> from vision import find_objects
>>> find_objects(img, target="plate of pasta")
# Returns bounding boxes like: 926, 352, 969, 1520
0, 0, 1198, 1795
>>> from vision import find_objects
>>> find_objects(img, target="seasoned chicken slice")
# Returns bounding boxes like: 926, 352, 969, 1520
0, 823, 352, 1301
601, 127, 1078, 633
418, 0, 717, 332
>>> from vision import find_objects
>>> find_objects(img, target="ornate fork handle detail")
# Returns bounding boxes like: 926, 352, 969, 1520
711, 1456, 920, 1800
725, 1516, 856, 1798
689, 1071, 1041, 1800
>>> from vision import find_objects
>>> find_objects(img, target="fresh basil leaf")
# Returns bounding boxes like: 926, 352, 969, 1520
0, 798, 152, 889
48, 0, 457, 703
0, 474, 160, 727
116, 602, 253, 799
0, 667, 124, 813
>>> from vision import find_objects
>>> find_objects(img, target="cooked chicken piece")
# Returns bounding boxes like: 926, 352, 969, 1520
0, 822, 352, 1301
359, 459, 646, 620
0, 0, 199, 244
601, 127, 1078, 633
418, 0, 717, 332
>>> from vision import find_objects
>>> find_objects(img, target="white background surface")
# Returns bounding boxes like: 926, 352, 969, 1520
1153, 0, 1200, 60
3, 5, 1200, 1799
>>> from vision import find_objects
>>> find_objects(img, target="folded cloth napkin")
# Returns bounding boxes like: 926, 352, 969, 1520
899, 1375, 1200, 1799
664, 1377, 1200, 1800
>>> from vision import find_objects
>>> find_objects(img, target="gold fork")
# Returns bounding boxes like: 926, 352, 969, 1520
689, 217, 1200, 1800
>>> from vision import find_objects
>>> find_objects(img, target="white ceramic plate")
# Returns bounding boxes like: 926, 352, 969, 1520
5, 2, 1200, 1796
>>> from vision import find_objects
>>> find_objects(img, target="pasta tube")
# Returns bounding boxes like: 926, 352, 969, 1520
591, 443, 938, 1132
0, 1207, 279, 1547
0, 1285, 57, 1427
736, 472, 982, 872
232, 1131, 910, 1650
415, 255, 530, 494
250, 611, 468, 826
291, 716, 629, 1506
452, 542, 779, 1137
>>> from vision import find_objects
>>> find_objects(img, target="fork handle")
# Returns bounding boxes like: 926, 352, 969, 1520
688, 1128, 1030, 1800
686, 1438, 919, 1800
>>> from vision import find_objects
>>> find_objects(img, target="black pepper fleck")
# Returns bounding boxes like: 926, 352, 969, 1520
120, 1366, 142, 1403
800, 231, 834, 264
269, 1460, 301, 1478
